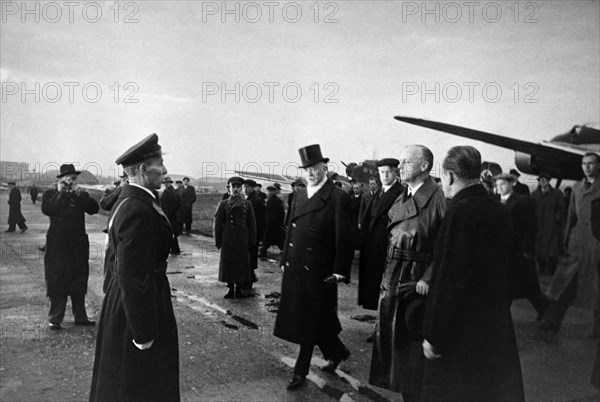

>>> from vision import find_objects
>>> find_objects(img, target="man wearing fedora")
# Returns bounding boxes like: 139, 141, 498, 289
41, 164, 99, 330
510, 168, 531, 197
6, 181, 28, 233
274, 144, 354, 390
160, 176, 182, 255
90, 134, 180, 401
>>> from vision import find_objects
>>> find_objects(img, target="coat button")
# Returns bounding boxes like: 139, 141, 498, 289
304, 265, 309, 270
292, 223, 296, 228
306, 247, 312, 251
288, 242, 293, 248
285, 262, 290, 267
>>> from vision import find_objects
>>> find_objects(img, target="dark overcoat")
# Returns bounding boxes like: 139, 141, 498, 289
421, 184, 524, 402
247, 190, 266, 241
178, 185, 196, 225
160, 186, 182, 235
274, 180, 354, 344
90, 185, 179, 402
358, 181, 404, 310
359, 190, 376, 224
100, 185, 123, 211
592, 197, 600, 390
531, 186, 566, 258
514, 181, 531, 197
42, 188, 99, 297
214, 196, 257, 283
29, 185, 39, 202
7, 187, 26, 226
263, 193, 285, 247
369, 177, 446, 394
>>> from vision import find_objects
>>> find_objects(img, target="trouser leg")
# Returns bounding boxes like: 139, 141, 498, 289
294, 344, 314, 376
171, 235, 180, 253
71, 293, 89, 323
317, 333, 347, 361
48, 295, 68, 325
544, 275, 578, 327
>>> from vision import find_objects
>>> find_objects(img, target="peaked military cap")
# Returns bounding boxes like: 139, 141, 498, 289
298, 144, 329, 168
227, 176, 244, 186
376, 158, 400, 168
243, 179, 257, 187
115, 133, 163, 167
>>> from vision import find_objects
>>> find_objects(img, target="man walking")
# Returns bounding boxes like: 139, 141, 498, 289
90, 134, 180, 401
274, 144, 354, 390
6, 181, 28, 233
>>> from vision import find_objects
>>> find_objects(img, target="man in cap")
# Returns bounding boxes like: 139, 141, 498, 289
242, 178, 265, 290
541, 152, 600, 335
90, 134, 180, 402
179, 177, 196, 235
274, 144, 354, 390
369, 145, 446, 402
358, 159, 403, 340
510, 168, 531, 196
5, 181, 28, 233
531, 171, 566, 275
358, 177, 379, 228
41, 164, 99, 330
160, 176, 182, 255
495, 172, 548, 319
286, 177, 307, 226
259, 185, 285, 258
214, 176, 257, 298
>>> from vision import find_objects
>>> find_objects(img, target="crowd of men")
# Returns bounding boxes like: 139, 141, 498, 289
2, 134, 599, 401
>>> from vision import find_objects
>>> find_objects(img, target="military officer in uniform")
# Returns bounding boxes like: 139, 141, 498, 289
274, 144, 355, 390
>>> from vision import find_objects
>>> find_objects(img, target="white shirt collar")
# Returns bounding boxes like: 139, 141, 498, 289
407, 181, 424, 196
500, 193, 512, 202
307, 176, 327, 199
381, 179, 397, 193
129, 182, 156, 200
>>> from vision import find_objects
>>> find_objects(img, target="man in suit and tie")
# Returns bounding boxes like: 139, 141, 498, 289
274, 144, 355, 390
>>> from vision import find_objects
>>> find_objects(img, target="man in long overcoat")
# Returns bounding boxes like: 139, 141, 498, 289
90, 134, 180, 402
531, 171, 566, 275
541, 152, 600, 335
160, 176, 182, 254
42, 165, 99, 329
259, 185, 285, 257
214, 176, 257, 298
179, 177, 196, 235
29, 183, 39, 204
274, 144, 354, 390
6, 182, 28, 233
358, 159, 403, 312
243, 179, 265, 288
369, 146, 446, 402
421, 146, 524, 402
358, 177, 379, 228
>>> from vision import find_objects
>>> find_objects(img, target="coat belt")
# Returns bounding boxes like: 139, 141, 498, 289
387, 246, 432, 263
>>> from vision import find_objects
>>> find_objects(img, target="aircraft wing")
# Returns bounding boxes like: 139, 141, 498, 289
234, 170, 297, 185
394, 116, 585, 161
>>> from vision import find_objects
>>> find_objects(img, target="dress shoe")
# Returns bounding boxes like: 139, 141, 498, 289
75, 320, 96, 327
321, 348, 351, 372
20, 226, 28, 233
286, 374, 306, 390
235, 289, 251, 298
48, 323, 61, 330
537, 320, 559, 332
4, 229, 15, 233
224, 289, 235, 299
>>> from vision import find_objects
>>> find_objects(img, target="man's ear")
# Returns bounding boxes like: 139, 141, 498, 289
448, 171, 455, 186
139, 163, 148, 175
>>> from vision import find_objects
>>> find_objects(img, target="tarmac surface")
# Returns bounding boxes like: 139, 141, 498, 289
1, 191, 599, 401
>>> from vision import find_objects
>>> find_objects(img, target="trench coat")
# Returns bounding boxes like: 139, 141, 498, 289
369, 176, 446, 393
247, 190, 266, 242
274, 179, 354, 345
547, 178, 600, 308
160, 186, 182, 235
90, 185, 179, 402
41, 188, 99, 297
531, 185, 566, 258
178, 185, 196, 225
421, 184, 524, 402
7, 186, 26, 226
214, 195, 257, 284
263, 193, 285, 247
358, 181, 404, 310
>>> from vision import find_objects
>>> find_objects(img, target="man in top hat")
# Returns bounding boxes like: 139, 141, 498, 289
90, 134, 180, 402
242, 178, 265, 290
274, 144, 354, 390
369, 145, 446, 402
494, 172, 548, 319
179, 177, 196, 235
259, 184, 285, 258
358, 159, 403, 339
214, 176, 257, 298
510, 168, 531, 196
41, 164, 99, 330
531, 171, 566, 275
160, 176, 182, 255
286, 177, 307, 226
6, 181, 28, 233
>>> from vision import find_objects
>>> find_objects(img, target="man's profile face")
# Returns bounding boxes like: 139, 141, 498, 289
495, 179, 513, 196
145, 157, 167, 190
378, 166, 396, 186
305, 162, 326, 186
582, 155, 600, 178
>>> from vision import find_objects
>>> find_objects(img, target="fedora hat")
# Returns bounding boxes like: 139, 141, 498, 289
56, 164, 81, 178
298, 144, 329, 169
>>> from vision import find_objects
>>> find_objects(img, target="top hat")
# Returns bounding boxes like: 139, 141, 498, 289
376, 158, 400, 168
56, 164, 82, 178
115, 133, 163, 167
227, 176, 244, 186
298, 144, 329, 169
509, 168, 521, 177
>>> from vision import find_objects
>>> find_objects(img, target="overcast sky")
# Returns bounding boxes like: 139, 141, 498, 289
1, 0, 599, 182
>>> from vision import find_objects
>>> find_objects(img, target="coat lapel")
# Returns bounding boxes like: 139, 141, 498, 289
388, 176, 439, 226
120, 185, 171, 229
293, 180, 332, 219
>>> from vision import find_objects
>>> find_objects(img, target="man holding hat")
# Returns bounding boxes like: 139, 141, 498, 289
41, 164, 99, 330
274, 144, 354, 390
510, 168, 531, 197
531, 171, 566, 275
369, 145, 446, 402
6, 181, 28, 233
90, 134, 180, 402
214, 176, 257, 298
161, 176, 183, 255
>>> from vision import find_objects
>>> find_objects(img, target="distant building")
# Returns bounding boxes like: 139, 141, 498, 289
0, 161, 29, 182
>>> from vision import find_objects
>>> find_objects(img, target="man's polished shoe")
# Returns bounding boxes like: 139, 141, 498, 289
286, 374, 306, 390
48, 323, 61, 330
75, 320, 96, 327
321, 348, 351, 372
4, 229, 15, 233
20, 226, 28, 233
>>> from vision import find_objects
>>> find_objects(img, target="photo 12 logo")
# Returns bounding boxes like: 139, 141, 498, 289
201, 82, 340, 103
1, 82, 140, 103
201, 1, 339, 23
1, 1, 139, 23
400, 1, 540, 23
401, 81, 540, 104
